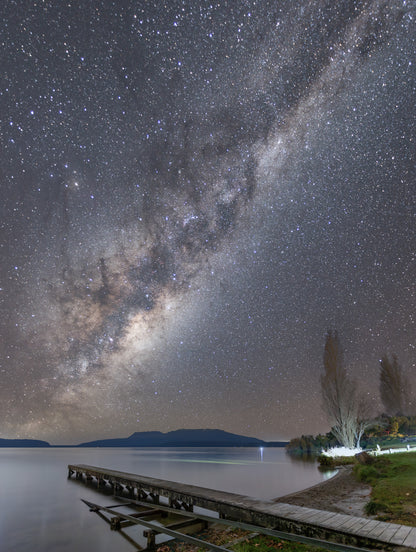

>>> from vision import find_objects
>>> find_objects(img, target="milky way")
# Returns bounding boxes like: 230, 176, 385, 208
1, 0, 415, 444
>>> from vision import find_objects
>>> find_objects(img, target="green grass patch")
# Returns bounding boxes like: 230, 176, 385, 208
354, 457, 390, 484
354, 452, 416, 525
232, 535, 326, 552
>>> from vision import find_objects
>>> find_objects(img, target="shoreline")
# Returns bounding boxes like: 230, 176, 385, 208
274, 465, 372, 518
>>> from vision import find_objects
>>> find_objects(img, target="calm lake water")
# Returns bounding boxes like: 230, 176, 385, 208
0, 447, 332, 552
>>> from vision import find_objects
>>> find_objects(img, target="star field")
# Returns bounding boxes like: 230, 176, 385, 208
1, 0, 415, 444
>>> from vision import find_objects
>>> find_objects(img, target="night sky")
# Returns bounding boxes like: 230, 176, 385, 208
1, 0, 415, 445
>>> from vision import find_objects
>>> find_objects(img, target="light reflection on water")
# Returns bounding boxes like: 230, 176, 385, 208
0, 447, 328, 552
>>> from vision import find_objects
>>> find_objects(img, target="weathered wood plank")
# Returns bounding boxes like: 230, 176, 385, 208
353, 520, 383, 537
362, 521, 391, 539
333, 515, 363, 531
293, 508, 330, 523
389, 524, 413, 545
339, 518, 372, 534
376, 523, 401, 542
298, 510, 339, 525
283, 508, 327, 523
403, 528, 416, 549
265, 503, 301, 516
322, 513, 361, 531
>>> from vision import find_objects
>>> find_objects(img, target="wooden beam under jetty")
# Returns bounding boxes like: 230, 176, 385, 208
81, 499, 230, 552
69, 464, 416, 551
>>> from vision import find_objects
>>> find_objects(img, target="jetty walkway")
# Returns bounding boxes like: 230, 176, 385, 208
68, 464, 416, 550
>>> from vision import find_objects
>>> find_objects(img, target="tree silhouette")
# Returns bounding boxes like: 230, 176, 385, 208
379, 354, 409, 416
321, 330, 370, 448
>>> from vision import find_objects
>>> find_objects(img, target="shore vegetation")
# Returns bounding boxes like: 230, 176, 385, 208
233, 535, 326, 552
286, 415, 416, 456
354, 452, 416, 526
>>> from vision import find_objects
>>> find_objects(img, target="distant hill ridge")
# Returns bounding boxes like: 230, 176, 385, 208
0, 438, 50, 447
0, 430, 287, 448
77, 429, 286, 448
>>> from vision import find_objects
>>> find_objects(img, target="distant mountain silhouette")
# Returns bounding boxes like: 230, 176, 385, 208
77, 429, 287, 448
0, 438, 50, 447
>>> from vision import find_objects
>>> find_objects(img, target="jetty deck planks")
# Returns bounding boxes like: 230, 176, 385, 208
68, 464, 416, 550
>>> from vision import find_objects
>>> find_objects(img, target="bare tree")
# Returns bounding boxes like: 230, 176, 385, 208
321, 330, 370, 449
354, 399, 373, 448
379, 354, 409, 416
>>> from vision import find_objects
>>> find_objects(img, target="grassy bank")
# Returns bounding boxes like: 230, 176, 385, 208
233, 535, 325, 552
354, 452, 416, 525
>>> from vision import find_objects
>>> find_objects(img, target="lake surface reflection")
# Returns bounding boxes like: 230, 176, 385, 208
0, 447, 329, 552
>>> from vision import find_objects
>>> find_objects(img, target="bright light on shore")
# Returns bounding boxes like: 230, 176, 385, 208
321, 447, 362, 457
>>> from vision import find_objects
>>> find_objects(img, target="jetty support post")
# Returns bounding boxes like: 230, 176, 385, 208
143, 529, 156, 550
110, 516, 122, 531
169, 497, 194, 512
149, 492, 160, 504
113, 482, 123, 496
136, 488, 160, 504
126, 486, 135, 499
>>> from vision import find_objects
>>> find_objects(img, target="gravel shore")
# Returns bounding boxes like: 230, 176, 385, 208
274, 466, 372, 517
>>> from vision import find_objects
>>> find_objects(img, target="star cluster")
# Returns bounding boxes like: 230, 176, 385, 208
1, 0, 415, 444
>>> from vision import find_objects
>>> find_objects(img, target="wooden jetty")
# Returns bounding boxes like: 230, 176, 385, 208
68, 464, 416, 551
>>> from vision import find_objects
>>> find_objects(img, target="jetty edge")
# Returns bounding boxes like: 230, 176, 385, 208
68, 463, 416, 550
